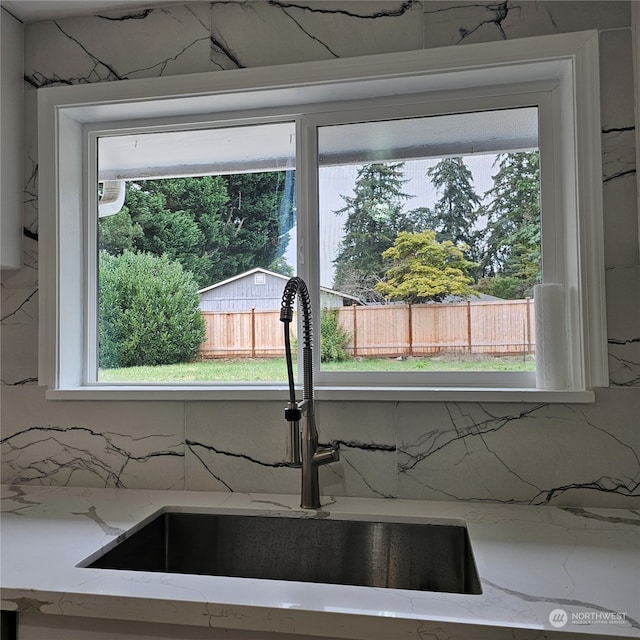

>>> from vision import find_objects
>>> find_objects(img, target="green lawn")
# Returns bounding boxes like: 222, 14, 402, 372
99, 354, 535, 383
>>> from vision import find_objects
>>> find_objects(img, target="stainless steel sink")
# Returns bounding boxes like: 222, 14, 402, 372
83, 511, 481, 594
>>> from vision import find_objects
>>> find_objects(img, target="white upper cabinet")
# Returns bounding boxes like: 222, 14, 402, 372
1, 8, 24, 270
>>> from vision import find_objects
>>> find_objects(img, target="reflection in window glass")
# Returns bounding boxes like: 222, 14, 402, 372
317, 108, 541, 373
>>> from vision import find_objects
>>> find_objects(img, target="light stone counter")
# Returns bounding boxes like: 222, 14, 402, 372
1, 485, 638, 639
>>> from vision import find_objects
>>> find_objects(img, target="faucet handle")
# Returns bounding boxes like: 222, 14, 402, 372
312, 445, 340, 466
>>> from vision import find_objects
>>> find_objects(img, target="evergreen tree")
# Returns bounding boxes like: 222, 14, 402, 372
332, 162, 413, 302
141, 176, 234, 286
224, 170, 295, 276
421, 157, 482, 260
104, 182, 212, 286
481, 152, 541, 298
99, 171, 295, 288
376, 230, 477, 303
98, 207, 143, 255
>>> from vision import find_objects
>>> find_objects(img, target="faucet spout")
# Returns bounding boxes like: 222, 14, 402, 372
280, 277, 339, 509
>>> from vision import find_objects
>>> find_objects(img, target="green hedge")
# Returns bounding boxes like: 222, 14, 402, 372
99, 251, 205, 369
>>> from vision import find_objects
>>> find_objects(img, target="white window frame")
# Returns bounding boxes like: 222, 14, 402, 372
303, 94, 552, 390
38, 31, 606, 402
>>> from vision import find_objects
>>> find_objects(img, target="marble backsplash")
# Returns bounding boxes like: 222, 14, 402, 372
1, 1, 638, 508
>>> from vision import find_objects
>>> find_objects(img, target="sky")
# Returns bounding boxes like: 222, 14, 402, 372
284, 154, 498, 288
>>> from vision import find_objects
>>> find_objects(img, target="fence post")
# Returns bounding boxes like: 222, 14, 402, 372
251, 308, 256, 358
526, 297, 532, 354
352, 305, 358, 357
467, 300, 472, 353
407, 304, 413, 357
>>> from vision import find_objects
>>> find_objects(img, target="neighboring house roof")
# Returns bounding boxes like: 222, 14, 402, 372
198, 267, 364, 305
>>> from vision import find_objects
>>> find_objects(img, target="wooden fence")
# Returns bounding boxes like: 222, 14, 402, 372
198, 299, 536, 359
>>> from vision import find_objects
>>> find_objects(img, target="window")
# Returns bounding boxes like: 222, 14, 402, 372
95, 122, 297, 382
38, 31, 606, 401
314, 106, 541, 382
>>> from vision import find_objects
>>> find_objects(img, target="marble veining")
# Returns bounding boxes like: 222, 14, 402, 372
1, 424, 184, 489
606, 266, 640, 388
397, 400, 640, 506
482, 578, 639, 630
1, 485, 638, 639
0, 288, 37, 328
208, 0, 423, 69
423, 0, 631, 48
25, 4, 212, 86
1, 1, 639, 512
560, 506, 640, 526
429, 0, 513, 43
609, 344, 640, 387
186, 438, 294, 492
70, 505, 126, 535
0, 485, 41, 515
2, 386, 639, 507
602, 128, 636, 184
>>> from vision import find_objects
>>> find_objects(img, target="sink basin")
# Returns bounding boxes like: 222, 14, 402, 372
84, 511, 481, 594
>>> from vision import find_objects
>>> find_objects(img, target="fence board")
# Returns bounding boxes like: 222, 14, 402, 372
199, 309, 294, 358
198, 300, 535, 359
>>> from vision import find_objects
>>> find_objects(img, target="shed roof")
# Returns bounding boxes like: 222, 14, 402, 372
198, 268, 364, 305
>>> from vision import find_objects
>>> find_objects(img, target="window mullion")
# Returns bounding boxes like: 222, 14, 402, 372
297, 116, 321, 382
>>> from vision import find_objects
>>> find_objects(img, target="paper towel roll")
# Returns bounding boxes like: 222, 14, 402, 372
533, 283, 566, 390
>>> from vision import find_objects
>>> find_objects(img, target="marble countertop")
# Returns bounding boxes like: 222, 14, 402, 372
1, 485, 638, 639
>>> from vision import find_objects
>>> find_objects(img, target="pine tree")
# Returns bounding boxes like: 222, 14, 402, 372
332, 162, 413, 301
421, 157, 482, 257
481, 152, 541, 298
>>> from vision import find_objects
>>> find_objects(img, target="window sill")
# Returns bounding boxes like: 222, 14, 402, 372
44, 385, 596, 403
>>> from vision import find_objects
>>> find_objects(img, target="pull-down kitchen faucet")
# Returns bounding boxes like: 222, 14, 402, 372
280, 277, 339, 509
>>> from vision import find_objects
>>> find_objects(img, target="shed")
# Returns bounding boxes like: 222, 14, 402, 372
198, 268, 362, 312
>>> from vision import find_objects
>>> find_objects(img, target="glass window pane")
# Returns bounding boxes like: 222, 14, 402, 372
96, 122, 297, 383
317, 108, 540, 373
